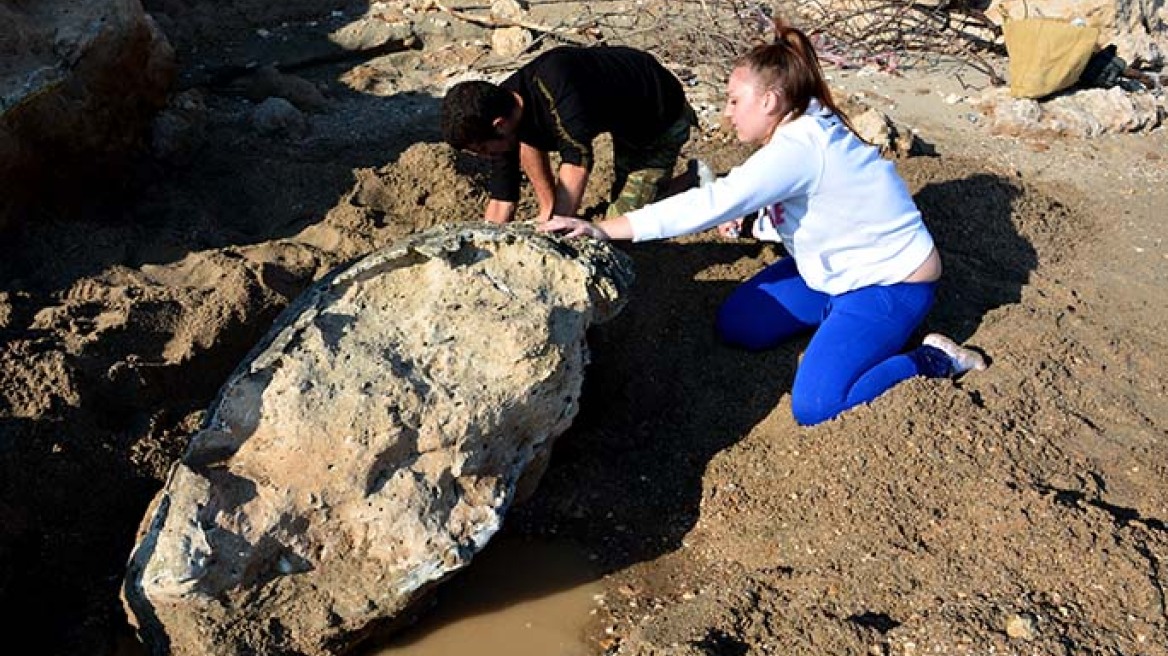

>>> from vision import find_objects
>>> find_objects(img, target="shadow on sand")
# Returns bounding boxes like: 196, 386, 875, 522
361, 169, 1037, 651
483, 170, 1034, 609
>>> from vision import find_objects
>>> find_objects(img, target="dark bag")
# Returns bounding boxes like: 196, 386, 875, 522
1078, 44, 1127, 89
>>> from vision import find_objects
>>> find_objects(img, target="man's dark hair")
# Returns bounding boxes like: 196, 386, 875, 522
441, 81, 517, 150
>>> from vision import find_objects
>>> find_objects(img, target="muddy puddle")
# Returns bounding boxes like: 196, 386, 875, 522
114, 535, 603, 655
365, 535, 603, 656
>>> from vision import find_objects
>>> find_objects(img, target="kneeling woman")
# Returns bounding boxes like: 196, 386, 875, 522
540, 21, 986, 426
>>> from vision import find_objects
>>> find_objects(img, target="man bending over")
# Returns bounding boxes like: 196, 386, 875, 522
441, 46, 696, 224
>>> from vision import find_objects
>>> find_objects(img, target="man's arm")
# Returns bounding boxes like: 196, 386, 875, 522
554, 163, 589, 218
484, 199, 517, 224
519, 143, 556, 220
486, 148, 523, 223
527, 73, 593, 218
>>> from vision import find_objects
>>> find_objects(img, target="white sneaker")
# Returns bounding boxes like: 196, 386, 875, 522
922, 333, 987, 376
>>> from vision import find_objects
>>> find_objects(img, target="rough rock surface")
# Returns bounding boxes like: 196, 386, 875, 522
122, 223, 633, 655
0, 0, 175, 230
973, 85, 1166, 136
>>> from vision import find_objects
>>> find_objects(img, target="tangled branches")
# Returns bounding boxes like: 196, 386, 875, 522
425, 0, 1005, 84
790, 0, 1004, 82
588, 0, 1004, 83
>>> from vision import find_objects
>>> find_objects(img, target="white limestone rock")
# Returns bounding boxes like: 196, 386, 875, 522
973, 86, 1165, 136
329, 10, 416, 52
491, 26, 534, 58
123, 223, 633, 656
490, 0, 529, 23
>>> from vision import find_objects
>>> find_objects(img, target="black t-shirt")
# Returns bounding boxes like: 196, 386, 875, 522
489, 46, 688, 202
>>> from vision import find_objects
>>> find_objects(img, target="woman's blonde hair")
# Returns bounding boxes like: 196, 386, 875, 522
734, 20, 860, 137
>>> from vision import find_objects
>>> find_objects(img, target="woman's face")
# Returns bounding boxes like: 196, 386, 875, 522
723, 66, 782, 145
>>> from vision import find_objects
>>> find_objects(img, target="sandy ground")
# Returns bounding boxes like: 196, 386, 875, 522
1, 1, 1166, 654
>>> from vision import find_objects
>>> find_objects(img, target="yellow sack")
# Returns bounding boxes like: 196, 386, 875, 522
1003, 16, 1099, 99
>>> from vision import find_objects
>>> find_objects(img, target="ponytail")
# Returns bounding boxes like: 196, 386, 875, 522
735, 20, 861, 137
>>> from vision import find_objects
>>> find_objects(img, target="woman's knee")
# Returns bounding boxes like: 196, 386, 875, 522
715, 292, 782, 350
790, 392, 841, 426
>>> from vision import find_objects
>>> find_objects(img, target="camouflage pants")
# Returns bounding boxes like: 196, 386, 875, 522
606, 105, 697, 217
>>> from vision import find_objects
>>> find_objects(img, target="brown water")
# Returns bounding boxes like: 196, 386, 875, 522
365, 536, 603, 656
117, 536, 604, 655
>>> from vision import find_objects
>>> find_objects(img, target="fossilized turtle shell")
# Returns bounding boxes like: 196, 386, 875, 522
123, 222, 633, 656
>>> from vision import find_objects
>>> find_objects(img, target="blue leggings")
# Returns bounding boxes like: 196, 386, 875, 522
715, 257, 952, 426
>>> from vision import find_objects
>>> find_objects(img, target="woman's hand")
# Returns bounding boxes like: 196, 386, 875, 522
538, 215, 609, 240
717, 217, 744, 239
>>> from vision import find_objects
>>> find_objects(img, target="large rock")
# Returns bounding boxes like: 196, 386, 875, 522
988, 0, 1168, 66
972, 85, 1165, 136
0, 0, 175, 230
122, 223, 633, 656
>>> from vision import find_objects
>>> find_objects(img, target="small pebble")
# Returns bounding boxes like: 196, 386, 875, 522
1005, 613, 1036, 640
